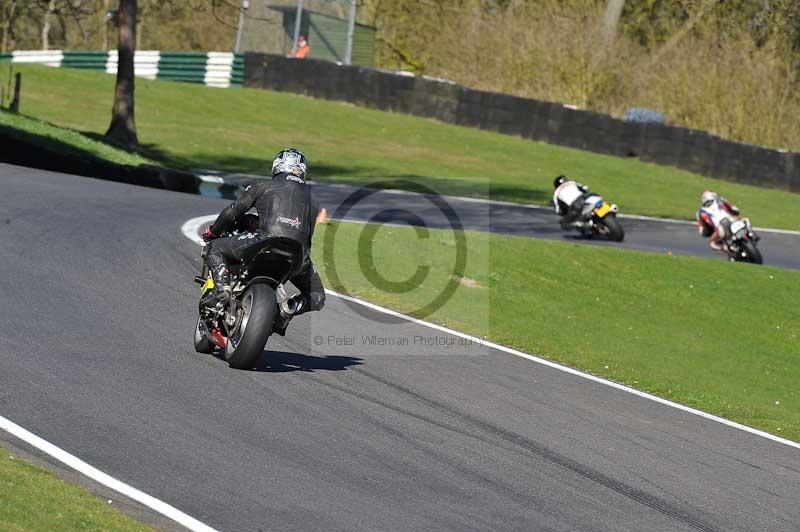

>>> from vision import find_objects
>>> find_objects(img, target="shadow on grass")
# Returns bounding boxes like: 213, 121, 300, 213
0, 121, 141, 178
1, 122, 105, 161
81, 130, 184, 166
79, 127, 553, 204
81, 131, 422, 178
188, 154, 402, 180
4, 116, 552, 205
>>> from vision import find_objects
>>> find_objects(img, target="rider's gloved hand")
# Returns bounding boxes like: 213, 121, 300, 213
202, 226, 216, 243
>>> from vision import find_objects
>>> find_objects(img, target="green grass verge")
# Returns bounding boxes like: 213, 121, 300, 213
0, 445, 152, 531
3, 63, 800, 229
312, 221, 800, 441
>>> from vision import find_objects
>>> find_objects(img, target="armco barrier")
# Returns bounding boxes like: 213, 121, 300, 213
158, 52, 208, 84
61, 51, 107, 70
204, 52, 237, 88
0, 50, 243, 88
106, 50, 159, 80
231, 54, 244, 86
247, 53, 800, 192
9, 50, 64, 66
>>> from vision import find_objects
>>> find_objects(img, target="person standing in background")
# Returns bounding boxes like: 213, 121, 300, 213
292, 35, 310, 59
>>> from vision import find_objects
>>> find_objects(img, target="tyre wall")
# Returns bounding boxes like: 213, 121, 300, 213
245, 53, 800, 192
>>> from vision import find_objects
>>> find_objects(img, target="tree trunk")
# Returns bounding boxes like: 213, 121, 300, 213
602, 0, 625, 41
105, 0, 138, 148
42, 0, 56, 50
1, 0, 19, 53
0, 21, 8, 54
102, 0, 109, 50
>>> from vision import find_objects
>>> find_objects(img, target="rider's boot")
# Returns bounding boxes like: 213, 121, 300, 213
200, 266, 232, 308
272, 295, 302, 336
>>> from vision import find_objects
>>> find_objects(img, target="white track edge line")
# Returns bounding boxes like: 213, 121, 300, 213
0, 415, 218, 532
181, 215, 800, 449
750, 226, 800, 235
197, 174, 225, 184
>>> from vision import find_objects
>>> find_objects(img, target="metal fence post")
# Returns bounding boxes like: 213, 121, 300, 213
9, 72, 21, 113
234, 0, 249, 53
291, 0, 304, 56
344, 0, 356, 65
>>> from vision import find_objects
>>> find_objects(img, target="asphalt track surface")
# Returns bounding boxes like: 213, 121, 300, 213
1, 163, 799, 532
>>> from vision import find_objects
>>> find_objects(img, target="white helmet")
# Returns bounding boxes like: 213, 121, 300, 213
271, 148, 307, 179
701, 190, 716, 207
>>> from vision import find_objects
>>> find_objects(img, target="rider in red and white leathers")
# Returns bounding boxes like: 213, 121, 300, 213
553, 175, 589, 228
695, 190, 747, 252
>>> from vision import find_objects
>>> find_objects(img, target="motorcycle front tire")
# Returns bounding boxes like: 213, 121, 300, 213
741, 240, 763, 264
225, 284, 278, 370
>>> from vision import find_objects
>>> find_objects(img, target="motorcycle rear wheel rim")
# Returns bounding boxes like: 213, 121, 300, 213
227, 291, 253, 352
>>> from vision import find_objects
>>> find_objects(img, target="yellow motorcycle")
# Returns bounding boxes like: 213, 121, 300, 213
566, 193, 625, 242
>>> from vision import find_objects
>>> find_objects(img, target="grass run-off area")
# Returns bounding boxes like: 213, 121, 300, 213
3, 62, 800, 229
313, 221, 800, 442
0, 444, 151, 531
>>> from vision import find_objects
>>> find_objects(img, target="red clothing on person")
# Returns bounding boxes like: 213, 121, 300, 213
295, 44, 310, 59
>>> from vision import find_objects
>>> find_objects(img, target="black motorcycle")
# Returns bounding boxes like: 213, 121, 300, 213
725, 218, 763, 264
193, 236, 303, 369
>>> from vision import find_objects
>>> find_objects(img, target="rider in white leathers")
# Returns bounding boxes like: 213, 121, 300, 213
696, 190, 747, 253
553, 175, 590, 228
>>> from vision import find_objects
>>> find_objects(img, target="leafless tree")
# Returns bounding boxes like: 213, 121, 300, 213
101, 0, 110, 49
0, 0, 20, 53
105, 0, 138, 148
31, 0, 95, 50
40, 0, 56, 49
602, 0, 626, 41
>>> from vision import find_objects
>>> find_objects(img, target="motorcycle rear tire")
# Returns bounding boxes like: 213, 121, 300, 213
741, 241, 763, 264
225, 284, 278, 370
602, 214, 625, 242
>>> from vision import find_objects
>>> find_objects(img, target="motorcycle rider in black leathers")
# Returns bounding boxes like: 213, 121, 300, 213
201, 148, 325, 334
